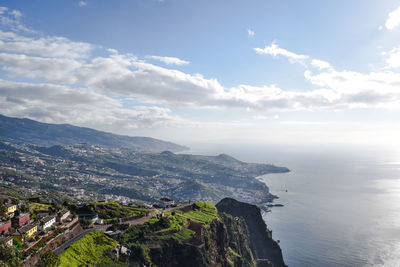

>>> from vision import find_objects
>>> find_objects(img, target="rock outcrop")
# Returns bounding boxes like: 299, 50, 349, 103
216, 198, 286, 267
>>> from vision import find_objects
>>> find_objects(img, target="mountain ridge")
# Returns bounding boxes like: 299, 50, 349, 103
0, 114, 188, 153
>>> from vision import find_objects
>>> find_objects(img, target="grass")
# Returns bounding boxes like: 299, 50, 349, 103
121, 202, 218, 245
97, 255, 128, 267
58, 230, 117, 267
228, 247, 241, 258
87, 201, 152, 221
180, 201, 218, 225
160, 229, 195, 241
29, 202, 52, 212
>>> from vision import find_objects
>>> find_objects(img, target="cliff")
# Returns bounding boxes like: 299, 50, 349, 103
216, 198, 286, 267
123, 200, 285, 267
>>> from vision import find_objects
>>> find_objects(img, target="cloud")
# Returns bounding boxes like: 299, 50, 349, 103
0, 6, 400, 135
311, 59, 331, 70
254, 42, 309, 64
0, 79, 187, 132
79, 1, 88, 7
247, 29, 255, 37
1, 28, 400, 112
0, 6, 32, 33
384, 46, 400, 68
385, 6, 400, 30
146, 55, 189, 66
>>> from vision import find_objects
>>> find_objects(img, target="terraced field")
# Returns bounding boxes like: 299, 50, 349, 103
180, 201, 218, 225
58, 230, 117, 267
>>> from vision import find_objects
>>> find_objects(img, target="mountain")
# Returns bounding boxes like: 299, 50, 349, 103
0, 141, 289, 204
0, 114, 188, 153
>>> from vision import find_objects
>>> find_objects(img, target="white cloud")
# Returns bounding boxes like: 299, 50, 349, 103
146, 55, 189, 66
311, 59, 331, 70
0, 6, 399, 136
254, 42, 309, 64
0, 6, 32, 32
385, 6, 400, 30
79, 1, 88, 7
247, 29, 255, 37
384, 46, 400, 68
0, 79, 188, 132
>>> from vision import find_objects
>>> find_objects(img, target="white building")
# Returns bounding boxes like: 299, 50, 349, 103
39, 216, 56, 231
56, 210, 70, 223
158, 197, 174, 208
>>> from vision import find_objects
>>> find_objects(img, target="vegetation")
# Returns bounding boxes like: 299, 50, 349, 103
97, 251, 128, 267
29, 203, 53, 213
121, 202, 218, 247
36, 250, 60, 267
58, 230, 117, 267
85, 201, 151, 222
0, 244, 22, 267
179, 201, 218, 225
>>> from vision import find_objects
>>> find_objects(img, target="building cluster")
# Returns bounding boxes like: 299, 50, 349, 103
0, 197, 73, 248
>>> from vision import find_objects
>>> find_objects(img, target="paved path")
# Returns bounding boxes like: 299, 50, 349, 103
53, 203, 193, 254
53, 228, 94, 255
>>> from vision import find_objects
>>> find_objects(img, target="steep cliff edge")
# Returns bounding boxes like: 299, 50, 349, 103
216, 198, 286, 267
122, 199, 285, 267
132, 213, 256, 267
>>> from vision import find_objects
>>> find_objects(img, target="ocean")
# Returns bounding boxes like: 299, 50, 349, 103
189, 143, 400, 266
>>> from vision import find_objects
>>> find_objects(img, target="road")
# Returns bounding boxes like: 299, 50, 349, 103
54, 203, 193, 254
53, 228, 94, 255
94, 203, 193, 232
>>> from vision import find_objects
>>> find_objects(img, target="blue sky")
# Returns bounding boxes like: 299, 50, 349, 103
0, 0, 400, 147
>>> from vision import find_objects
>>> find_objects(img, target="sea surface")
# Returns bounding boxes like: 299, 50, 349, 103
188, 143, 400, 266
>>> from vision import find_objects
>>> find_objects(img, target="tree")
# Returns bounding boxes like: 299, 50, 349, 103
37, 250, 60, 267
0, 244, 22, 267
0, 200, 6, 213
14, 209, 20, 217
19, 204, 28, 213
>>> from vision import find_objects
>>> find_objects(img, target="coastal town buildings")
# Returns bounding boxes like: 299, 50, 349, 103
39, 216, 56, 231
12, 213, 30, 226
56, 210, 70, 223
0, 220, 11, 235
158, 197, 174, 208
15, 224, 37, 242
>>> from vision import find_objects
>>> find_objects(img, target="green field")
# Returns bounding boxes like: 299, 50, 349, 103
29, 202, 52, 212
180, 201, 218, 225
87, 201, 152, 222
58, 230, 117, 267
121, 202, 218, 246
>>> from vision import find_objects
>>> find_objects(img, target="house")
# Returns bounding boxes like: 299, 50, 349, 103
14, 224, 37, 242
12, 213, 30, 227
0, 220, 11, 235
39, 216, 56, 231
0, 204, 17, 217
0, 236, 13, 246
158, 197, 174, 208
56, 210, 70, 223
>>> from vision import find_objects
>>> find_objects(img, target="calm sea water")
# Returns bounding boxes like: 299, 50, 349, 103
188, 143, 400, 266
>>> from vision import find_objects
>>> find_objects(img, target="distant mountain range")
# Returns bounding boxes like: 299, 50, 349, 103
0, 114, 188, 153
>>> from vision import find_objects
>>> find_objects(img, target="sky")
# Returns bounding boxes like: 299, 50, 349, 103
0, 0, 400, 148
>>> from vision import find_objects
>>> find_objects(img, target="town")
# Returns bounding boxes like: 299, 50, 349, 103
0, 194, 178, 266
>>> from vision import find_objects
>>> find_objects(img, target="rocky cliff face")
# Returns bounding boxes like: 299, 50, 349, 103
128, 199, 286, 267
216, 198, 286, 267
131, 212, 256, 267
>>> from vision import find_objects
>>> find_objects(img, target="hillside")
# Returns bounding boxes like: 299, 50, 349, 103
0, 114, 188, 153
117, 199, 286, 267
0, 141, 289, 204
